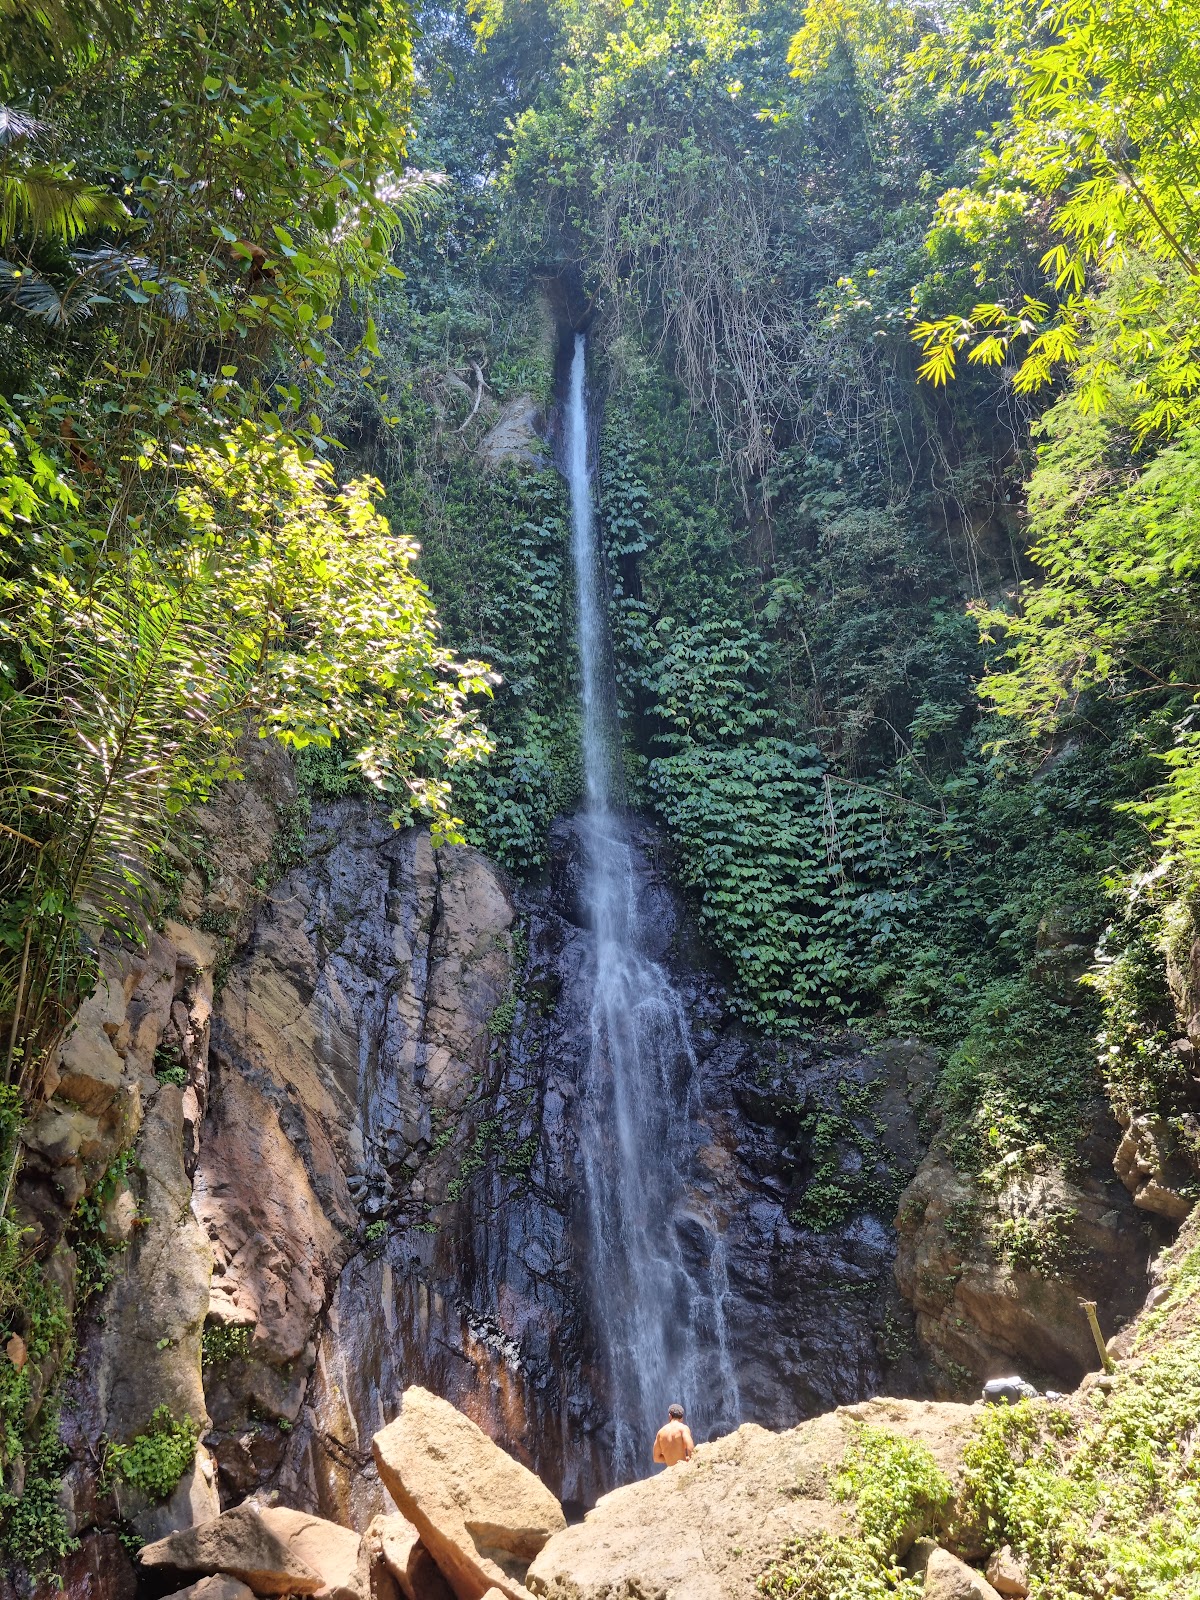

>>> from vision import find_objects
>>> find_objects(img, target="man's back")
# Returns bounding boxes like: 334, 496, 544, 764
652, 1418, 694, 1466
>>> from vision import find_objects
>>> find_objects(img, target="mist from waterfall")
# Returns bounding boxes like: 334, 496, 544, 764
564, 332, 740, 1481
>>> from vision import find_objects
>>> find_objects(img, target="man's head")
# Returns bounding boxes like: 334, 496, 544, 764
668, 1404, 685, 1421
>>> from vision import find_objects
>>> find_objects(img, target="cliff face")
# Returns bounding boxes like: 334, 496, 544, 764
12, 771, 1162, 1594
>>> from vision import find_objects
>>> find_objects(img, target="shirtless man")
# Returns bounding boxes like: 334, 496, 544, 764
652, 1404, 695, 1467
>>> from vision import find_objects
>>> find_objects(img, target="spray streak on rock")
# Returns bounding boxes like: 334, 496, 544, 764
564, 333, 740, 1478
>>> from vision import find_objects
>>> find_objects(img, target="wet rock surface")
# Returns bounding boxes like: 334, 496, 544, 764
198, 805, 937, 1520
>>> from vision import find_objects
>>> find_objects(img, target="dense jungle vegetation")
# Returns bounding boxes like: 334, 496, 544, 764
3, 0, 1200, 1592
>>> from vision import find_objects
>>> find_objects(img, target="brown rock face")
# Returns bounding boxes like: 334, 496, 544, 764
138, 1503, 323, 1595
372, 1387, 566, 1600
895, 1137, 1154, 1391
922, 1548, 1002, 1600
527, 1399, 977, 1600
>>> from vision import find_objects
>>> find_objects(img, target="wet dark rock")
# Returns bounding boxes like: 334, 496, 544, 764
194, 803, 938, 1521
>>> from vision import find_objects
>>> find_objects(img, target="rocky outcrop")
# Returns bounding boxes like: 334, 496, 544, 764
895, 1123, 1156, 1392
193, 807, 518, 1520
139, 1504, 324, 1595
478, 397, 547, 472
372, 1387, 565, 1600
527, 1397, 977, 1600
218, 811, 941, 1519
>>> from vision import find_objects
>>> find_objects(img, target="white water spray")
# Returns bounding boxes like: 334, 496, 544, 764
564, 333, 740, 1480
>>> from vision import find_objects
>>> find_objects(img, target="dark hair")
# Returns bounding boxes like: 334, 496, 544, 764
668, 1404, 685, 1420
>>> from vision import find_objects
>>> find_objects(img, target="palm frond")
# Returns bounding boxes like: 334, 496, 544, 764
0, 257, 100, 323
0, 107, 41, 148
0, 163, 127, 245
0, 565, 232, 1094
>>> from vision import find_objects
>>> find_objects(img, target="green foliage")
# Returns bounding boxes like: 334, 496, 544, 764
71, 1152, 134, 1302
958, 1334, 1200, 1600
759, 1424, 947, 1600
834, 1424, 953, 1564
201, 1322, 252, 1372
758, 1532, 916, 1600
104, 1406, 199, 1502
938, 976, 1098, 1185
0, 1413, 76, 1579
912, 0, 1200, 438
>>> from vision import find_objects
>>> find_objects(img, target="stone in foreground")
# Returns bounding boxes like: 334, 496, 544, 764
257, 1506, 364, 1600
375, 1513, 456, 1600
984, 1545, 1030, 1598
139, 1503, 323, 1595
163, 1580, 257, 1600
923, 1548, 1003, 1600
527, 1399, 978, 1600
372, 1387, 566, 1600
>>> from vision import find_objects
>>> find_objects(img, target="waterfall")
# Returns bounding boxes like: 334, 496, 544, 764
563, 333, 740, 1481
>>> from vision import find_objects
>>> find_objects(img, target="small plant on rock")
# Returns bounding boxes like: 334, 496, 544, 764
104, 1406, 198, 1501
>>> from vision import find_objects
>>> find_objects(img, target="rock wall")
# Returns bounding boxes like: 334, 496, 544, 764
12, 762, 1168, 1590
194, 809, 937, 1523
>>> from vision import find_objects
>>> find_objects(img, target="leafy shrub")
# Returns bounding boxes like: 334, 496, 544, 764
201, 1323, 251, 1371
105, 1406, 199, 1501
758, 1531, 916, 1600
0, 1417, 77, 1578
833, 1424, 952, 1564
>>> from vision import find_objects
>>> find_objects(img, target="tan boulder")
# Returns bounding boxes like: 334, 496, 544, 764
372, 1387, 565, 1600
923, 1549, 1003, 1600
528, 1399, 978, 1600
163, 1580, 257, 1600
55, 1021, 125, 1114
984, 1545, 1030, 1598
375, 1513, 456, 1600
139, 1503, 323, 1594
257, 1506, 364, 1600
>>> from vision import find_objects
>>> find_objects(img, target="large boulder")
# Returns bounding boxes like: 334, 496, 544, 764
138, 1503, 323, 1595
371, 1388, 565, 1600
375, 1513, 456, 1600
256, 1507, 364, 1600
527, 1399, 977, 1600
895, 1139, 1151, 1390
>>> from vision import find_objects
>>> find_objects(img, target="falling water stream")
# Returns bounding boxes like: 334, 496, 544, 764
564, 333, 740, 1480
